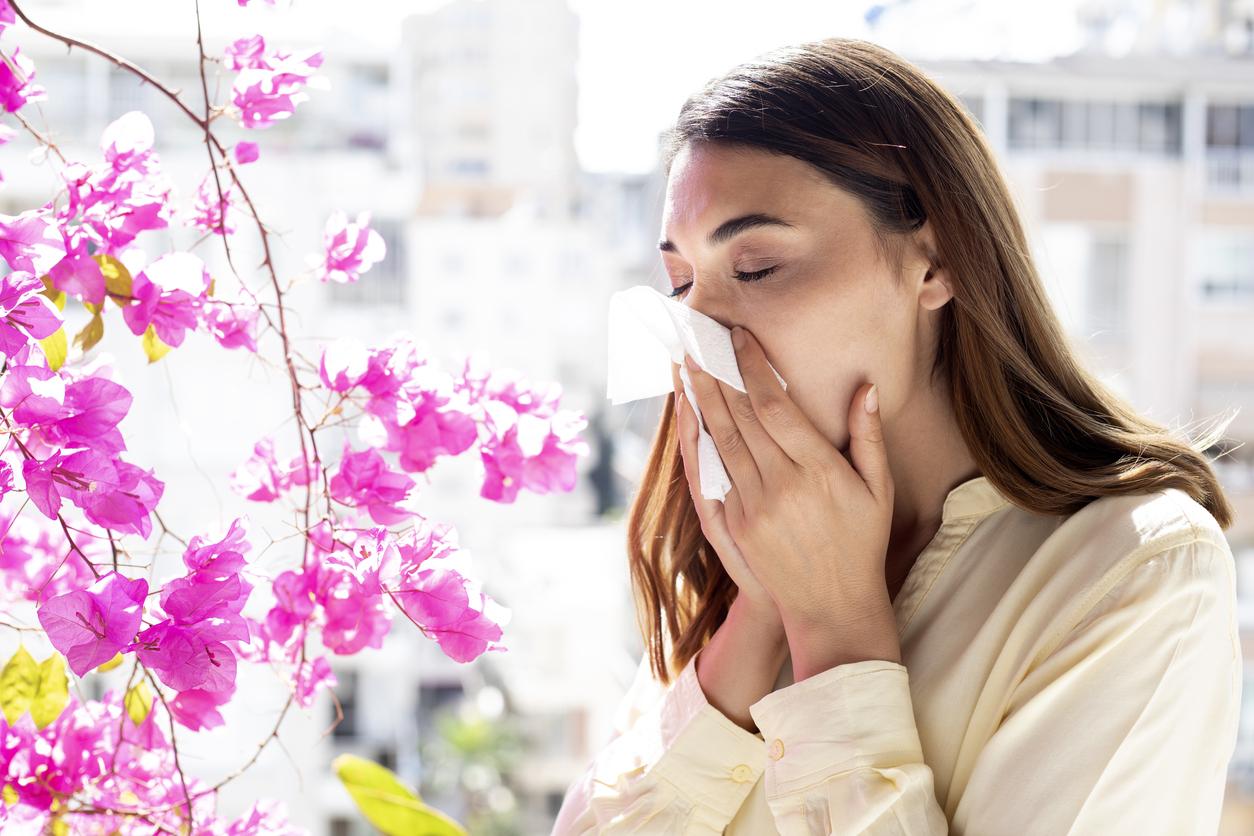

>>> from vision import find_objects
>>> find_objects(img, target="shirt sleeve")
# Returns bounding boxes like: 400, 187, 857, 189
551, 647, 769, 834
746, 536, 1243, 835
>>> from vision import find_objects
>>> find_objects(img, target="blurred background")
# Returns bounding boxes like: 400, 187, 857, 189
2, 0, 1253, 833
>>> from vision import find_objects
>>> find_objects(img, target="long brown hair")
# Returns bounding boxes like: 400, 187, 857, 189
626, 37, 1240, 685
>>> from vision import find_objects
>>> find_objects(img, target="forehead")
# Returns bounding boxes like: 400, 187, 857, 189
661, 142, 859, 240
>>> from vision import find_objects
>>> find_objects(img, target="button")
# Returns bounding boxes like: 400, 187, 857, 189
730, 764, 754, 783
768, 738, 785, 761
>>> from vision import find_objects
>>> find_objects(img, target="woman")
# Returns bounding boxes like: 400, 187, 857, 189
553, 37, 1240, 835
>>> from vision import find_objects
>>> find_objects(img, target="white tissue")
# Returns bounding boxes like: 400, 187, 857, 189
606, 285, 788, 503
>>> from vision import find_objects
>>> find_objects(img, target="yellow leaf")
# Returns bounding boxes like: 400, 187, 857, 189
39, 275, 66, 311
50, 815, 68, 836
125, 680, 152, 725
0, 647, 39, 725
37, 327, 67, 372
206, 277, 215, 297
95, 653, 124, 673
2, 783, 17, 806
93, 254, 133, 306
73, 311, 105, 353
333, 754, 468, 836
30, 654, 68, 730
141, 324, 171, 364
82, 299, 100, 315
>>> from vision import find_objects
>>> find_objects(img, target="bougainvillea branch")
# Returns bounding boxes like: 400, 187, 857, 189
0, 0, 590, 832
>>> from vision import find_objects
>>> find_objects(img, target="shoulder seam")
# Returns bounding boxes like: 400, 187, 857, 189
1027, 520, 1225, 672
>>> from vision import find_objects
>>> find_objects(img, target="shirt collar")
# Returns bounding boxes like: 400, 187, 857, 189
941, 474, 1010, 524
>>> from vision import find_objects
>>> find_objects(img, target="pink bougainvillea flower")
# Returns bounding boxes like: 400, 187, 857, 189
21, 449, 163, 537
45, 236, 104, 306
229, 435, 313, 502
233, 140, 260, 164
318, 337, 370, 392
225, 35, 326, 129
0, 47, 47, 113
469, 367, 590, 503
200, 299, 259, 352
62, 111, 171, 252
120, 251, 211, 347
167, 688, 230, 731
36, 571, 148, 676
189, 172, 236, 236
0, 208, 66, 275
381, 521, 508, 663
310, 210, 386, 284
293, 655, 336, 708
328, 443, 416, 525
0, 510, 98, 607
0, 270, 61, 358
131, 621, 238, 694
2, 364, 132, 454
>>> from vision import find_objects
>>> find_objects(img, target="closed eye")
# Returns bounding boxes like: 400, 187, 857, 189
668, 265, 780, 299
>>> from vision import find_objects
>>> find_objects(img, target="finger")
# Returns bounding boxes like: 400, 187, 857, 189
847, 381, 893, 503
732, 327, 837, 471
673, 383, 742, 556
711, 368, 795, 491
681, 355, 763, 505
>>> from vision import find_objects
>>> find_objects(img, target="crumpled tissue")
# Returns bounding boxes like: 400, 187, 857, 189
605, 285, 788, 502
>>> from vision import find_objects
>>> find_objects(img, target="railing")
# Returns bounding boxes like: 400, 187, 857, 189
1206, 149, 1254, 197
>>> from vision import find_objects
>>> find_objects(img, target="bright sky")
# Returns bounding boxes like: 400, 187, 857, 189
568, 0, 1089, 172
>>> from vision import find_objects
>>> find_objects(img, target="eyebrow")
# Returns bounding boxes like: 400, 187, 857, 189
657, 212, 796, 254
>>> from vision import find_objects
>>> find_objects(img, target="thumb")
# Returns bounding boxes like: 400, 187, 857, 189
848, 382, 892, 502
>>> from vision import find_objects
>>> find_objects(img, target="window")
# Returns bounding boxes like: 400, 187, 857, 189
1207, 104, 1254, 149
331, 669, 359, 740
1085, 234, 1129, 339
1198, 231, 1254, 304
417, 681, 463, 736
327, 217, 408, 307
1008, 97, 1181, 154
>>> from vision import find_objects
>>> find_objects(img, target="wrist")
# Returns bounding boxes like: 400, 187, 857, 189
729, 593, 786, 641
784, 599, 901, 681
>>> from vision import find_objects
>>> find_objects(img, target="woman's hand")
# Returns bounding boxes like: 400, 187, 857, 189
671, 360, 782, 633
680, 326, 902, 680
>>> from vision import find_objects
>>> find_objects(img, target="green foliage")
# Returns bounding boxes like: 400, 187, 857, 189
333, 753, 468, 836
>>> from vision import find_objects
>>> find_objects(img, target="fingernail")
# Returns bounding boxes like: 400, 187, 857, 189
864, 384, 879, 414
731, 326, 745, 349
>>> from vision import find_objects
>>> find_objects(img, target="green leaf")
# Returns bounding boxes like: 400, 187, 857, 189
124, 680, 152, 726
38, 327, 67, 372
39, 274, 66, 311
0, 647, 40, 725
95, 652, 124, 673
29, 653, 69, 729
73, 310, 105, 354
0, 648, 69, 729
93, 254, 133, 305
141, 324, 171, 364
333, 754, 468, 836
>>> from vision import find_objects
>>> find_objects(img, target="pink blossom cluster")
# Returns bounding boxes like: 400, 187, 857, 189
0, 2, 591, 829
0, 343, 163, 537
311, 210, 386, 284
242, 516, 507, 711
224, 34, 325, 129
0, 689, 298, 834
0, 1, 47, 115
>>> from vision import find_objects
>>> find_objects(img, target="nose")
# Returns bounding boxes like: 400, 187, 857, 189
677, 284, 737, 333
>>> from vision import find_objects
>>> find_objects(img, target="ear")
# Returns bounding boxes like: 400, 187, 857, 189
911, 220, 953, 311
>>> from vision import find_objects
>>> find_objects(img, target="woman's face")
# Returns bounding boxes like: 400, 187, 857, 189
660, 141, 953, 458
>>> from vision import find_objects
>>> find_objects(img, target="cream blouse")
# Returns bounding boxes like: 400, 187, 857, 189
551, 475, 1242, 834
